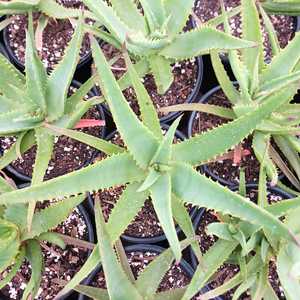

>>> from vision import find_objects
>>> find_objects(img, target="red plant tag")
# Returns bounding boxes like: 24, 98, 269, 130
74, 119, 105, 129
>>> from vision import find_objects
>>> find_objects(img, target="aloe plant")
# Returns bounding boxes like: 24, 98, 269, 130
0, 16, 106, 230
183, 166, 300, 300
0, 174, 88, 300
81, 0, 257, 94
261, 0, 300, 15
163, 0, 300, 191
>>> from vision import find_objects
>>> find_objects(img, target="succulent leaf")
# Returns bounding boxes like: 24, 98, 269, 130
150, 173, 181, 261
46, 125, 124, 156
172, 87, 296, 166
261, 33, 300, 84
159, 27, 257, 60
170, 162, 295, 241
106, 182, 149, 242
82, 0, 129, 42
110, 0, 147, 34
163, 0, 194, 36
139, 0, 166, 31
46, 18, 84, 121
148, 55, 173, 94
124, 52, 162, 139
0, 246, 25, 289
91, 37, 159, 169
0, 218, 20, 272
25, 14, 47, 113
94, 200, 143, 300
22, 239, 43, 300
0, 153, 145, 205
182, 239, 239, 300
0, 130, 35, 170
136, 239, 192, 298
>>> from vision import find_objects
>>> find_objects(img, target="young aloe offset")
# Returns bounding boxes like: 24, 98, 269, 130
82, 0, 256, 94
163, 0, 300, 190
0, 175, 88, 300
182, 170, 300, 300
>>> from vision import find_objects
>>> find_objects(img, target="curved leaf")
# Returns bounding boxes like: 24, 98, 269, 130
150, 173, 181, 262
160, 27, 257, 60
94, 200, 143, 300
91, 37, 159, 169
170, 162, 295, 242
46, 19, 83, 121
0, 153, 145, 205
172, 87, 297, 166
22, 239, 43, 300
183, 239, 239, 300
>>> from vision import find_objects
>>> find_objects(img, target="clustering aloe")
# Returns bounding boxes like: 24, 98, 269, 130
1, 0, 300, 299
0, 15, 105, 231
82, 0, 257, 94
184, 168, 300, 300
163, 0, 300, 191
1, 23, 299, 299
0, 174, 88, 300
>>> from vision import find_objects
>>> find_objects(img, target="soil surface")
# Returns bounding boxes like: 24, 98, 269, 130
5, 0, 91, 69
194, 187, 288, 299
0, 206, 90, 300
0, 86, 104, 180
91, 250, 191, 292
191, 89, 261, 185
96, 42, 199, 118
91, 130, 190, 239
194, 0, 295, 61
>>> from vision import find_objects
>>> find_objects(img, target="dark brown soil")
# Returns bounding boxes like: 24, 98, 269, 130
194, 0, 295, 61
0, 86, 104, 180
97, 43, 198, 118
269, 262, 286, 299
5, 0, 91, 69
91, 250, 191, 292
247, 187, 285, 204
191, 89, 261, 184
91, 130, 188, 238
196, 210, 219, 254
0, 207, 89, 300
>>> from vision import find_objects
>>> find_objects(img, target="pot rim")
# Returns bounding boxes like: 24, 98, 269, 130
2, 19, 91, 71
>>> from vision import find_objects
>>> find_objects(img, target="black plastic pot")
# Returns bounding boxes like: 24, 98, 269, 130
0, 191, 95, 300
87, 125, 198, 244
78, 244, 215, 300
3, 19, 91, 71
0, 42, 8, 57
1, 79, 106, 182
296, 16, 300, 32
190, 183, 293, 271
187, 84, 285, 187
